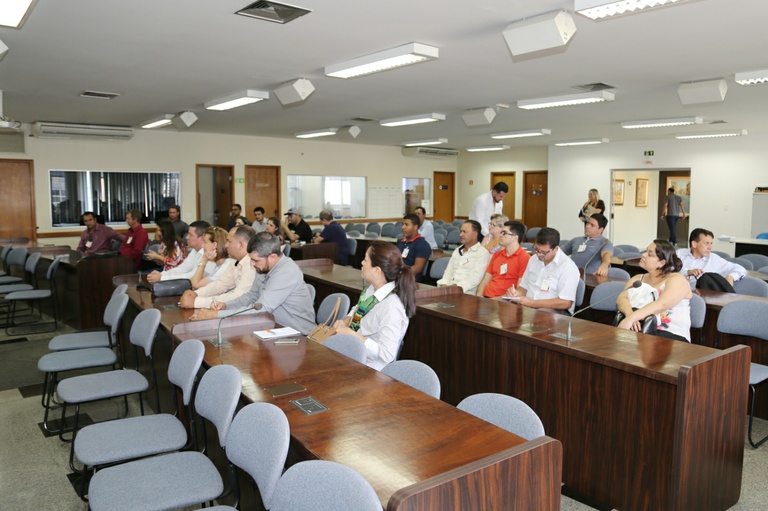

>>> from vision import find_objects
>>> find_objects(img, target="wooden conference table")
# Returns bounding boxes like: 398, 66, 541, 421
116, 275, 563, 511
302, 263, 751, 511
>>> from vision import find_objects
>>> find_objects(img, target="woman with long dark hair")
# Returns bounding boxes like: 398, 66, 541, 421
146, 219, 185, 271
332, 240, 417, 370
189, 226, 231, 289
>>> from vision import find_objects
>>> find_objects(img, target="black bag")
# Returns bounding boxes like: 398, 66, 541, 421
151, 278, 192, 297
612, 310, 658, 334
695, 272, 735, 293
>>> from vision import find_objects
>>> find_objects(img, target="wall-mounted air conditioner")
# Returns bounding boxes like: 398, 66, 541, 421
32, 122, 134, 140
402, 146, 459, 158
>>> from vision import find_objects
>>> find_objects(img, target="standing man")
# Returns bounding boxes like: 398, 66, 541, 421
76, 211, 124, 255
313, 209, 349, 265
508, 227, 580, 314
396, 213, 431, 282
252, 206, 267, 233
469, 182, 508, 236
662, 187, 687, 246
147, 220, 214, 283
560, 213, 614, 276
476, 221, 530, 298
282, 208, 313, 244
437, 220, 490, 294
677, 227, 746, 289
168, 205, 188, 242
415, 206, 438, 249
190, 232, 316, 335
118, 209, 149, 270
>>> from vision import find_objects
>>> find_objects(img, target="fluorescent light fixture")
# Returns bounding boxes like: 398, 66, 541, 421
675, 130, 747, 140
295, 128, 338, 139
402, 138, 448, 147
380, 113, 445, 127
491, 128, 551, 139
621, 117, 702, 129
554, 138, 609, 146
140, 115, 174, 129
575, 0, 690, 20
204, 89, 269, 111
735, 69, 768, 86
0, 0, 38, 28
325, 42, 439, 79
465, 145, 511, 152
518, 90, 614, 110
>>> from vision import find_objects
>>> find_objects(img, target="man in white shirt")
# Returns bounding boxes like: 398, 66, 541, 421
677, 228, 746, 288
469, 182, 508, 236
252, 206, 267, 233
179, 225, 257, 308
146, 220, 214, 283
415, 206, 438, 249
437, 220, 490, 294
509, 227, 580, 314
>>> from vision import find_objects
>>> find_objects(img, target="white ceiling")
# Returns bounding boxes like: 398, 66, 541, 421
2, 0, 768, 150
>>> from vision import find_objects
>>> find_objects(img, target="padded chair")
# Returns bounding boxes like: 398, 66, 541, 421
4, 255, 62, 335
457, 393, 545, 441
575, 278, 586, 308
48, 286, 129, 352
434, 219, 444, 226
689, 293, 706, 345
712, 250, 731, 258
740, 253, 768, 270
316, 293, 351, 325
607, 267, 631, 280
612, 246, 624, 256
324, 334, 366, 363
282, 243, 291, 257
393, 221, 403, 233
0, 243, 12, 276
525, 227, 542, 242
729, 256, 754, 271
271, 460, 381, 511
733, 276, 768, 298
443, 224, 459, 233
451, 219, 464, 227
522, 242, 534, 251
87, 365, 246, 511
0, 250, 38, 297
306, 283, 316, 304
380, 223, 396, 238
434, 232, 445, 250
354, 223, 366, 234
759, 266, 768, 274
618, 251, 643, 260
344, 223, 356, 233
615, 244, 640, 253
346, 238, 357, 264
445, 230, 461, 250
429, 256, 450, 281
347, 230, 362, 238
364, 232, 379, 239
366, 223, 381, 235
0, 247, 28, 285
589, 281, 627, 311
381, 360, 440, 399
716, 301, 768, 448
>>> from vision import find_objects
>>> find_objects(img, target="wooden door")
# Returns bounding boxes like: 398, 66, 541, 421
433, 171, 455, 221
196, 164, 233, 229
0, 159, 36, 241
490, 172, 516, 221
245, 165, 281, 219
523, 171, 548, 228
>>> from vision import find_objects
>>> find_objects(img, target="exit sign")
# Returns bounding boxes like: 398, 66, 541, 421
235, 177, 245, 184
644, 150, 654, 156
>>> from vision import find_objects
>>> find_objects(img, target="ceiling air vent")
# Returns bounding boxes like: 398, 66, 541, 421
236, 1, 311, 24
80, 90, 120, 100
402, 147, 459, 158
32, 122, 134, 140
573, 83, 615, 92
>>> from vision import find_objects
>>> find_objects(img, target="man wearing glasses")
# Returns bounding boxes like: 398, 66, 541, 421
508, 227, 580, 314
476, 221, 530, 298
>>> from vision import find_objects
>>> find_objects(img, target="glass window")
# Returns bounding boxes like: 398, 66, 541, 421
403, 178, 432, 215
287, 175, 366, 218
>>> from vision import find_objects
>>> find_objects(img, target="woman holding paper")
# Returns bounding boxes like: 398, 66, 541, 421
332, 241, 416, 370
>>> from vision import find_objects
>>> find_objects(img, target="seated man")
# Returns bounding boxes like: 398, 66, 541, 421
76, 211, 124, 255
190, 232, 316, 335
476, 221, 530, 298
560, 213, 614, 276
180, 225, 257, 308
509, 227, 580, 314
677, 227, 746, 289
118, 209, 149, 270
415, 206, 438, 250
313, 209, 349, 265
282, 208, 313, 244
396, 213, 431, 282
252, 206, 267, 233
227, 203, 250, 229
168, 204, 189, 242
437, 220, 490, 294
146, 220, 213, 283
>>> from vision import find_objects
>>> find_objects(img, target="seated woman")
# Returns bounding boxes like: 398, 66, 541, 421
481, 214, 508, 255
189, 226, 232, 290
616, 239, 692, 342
265, 216, 285, 244
145, 219, 185, 271
332, 241, 417, 370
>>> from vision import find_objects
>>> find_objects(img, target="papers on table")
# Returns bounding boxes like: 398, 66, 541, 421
254, 327, 301, 340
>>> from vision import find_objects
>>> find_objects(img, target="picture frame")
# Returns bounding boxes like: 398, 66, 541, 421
635, 178, 649, 207
612, 179, 625, 206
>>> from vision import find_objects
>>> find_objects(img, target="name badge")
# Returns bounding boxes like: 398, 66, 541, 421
577, 243, 587, 253
540, 277, 552, 292
85, 241, 93, 248
402, 247, 410, 258
460, 256, 469, 265
126, 236, 133, 244
500, 263, 508, 275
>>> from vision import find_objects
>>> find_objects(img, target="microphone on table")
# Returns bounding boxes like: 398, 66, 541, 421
213, 302, 262, 346
554, 280, 641, 341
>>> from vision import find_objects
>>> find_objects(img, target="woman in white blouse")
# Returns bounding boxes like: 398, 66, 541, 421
189, 226, 231, 289
333, 241, 417, 370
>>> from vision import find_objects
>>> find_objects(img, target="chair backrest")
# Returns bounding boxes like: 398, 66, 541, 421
612, 246, 624, 256
110, 238, 123, 251
168, 339, 205, 406
717, 300, 768, 340
457, 393, 545, 441
112, 283, 129, 296
354, 223, 366, 234
446, 230, 461, 244
24, 251, 42, 274
103, 292, 130, 339
194, 364, 242, 447
525, 227, 541, 242
380, 223, 396, 238
226, 403, 290, 510
729, 256, 754, 271
381, 360, 440, 399
606, 267, 631, 280
712, 250, 730, 258
575, 279, 586, 308
282, 243, 291, 257
589, 281, 626, 311
346, 238, 357, 258
306, 283, 316, 303
429, 256, 450, 280
434, 232, 445, 249
347, 230, 362, 238
270, 460, 381, 511
344, 223, 356, 233
759, 265, 768, 274
364, 232, 378, 239
618, 251, 642, 260
366, 223, 381, 235
733, 275, 768, 298
316, 293, 351, 325
0, 244, 12, 268
689, 293, 706, 330
615, 244, 640, 253
740, 253, 768, 270
451, 219, 464, 227
129, 308, 162, 356
6, 247, 27, 267
46, 255, 62, 281
323, 334, 366, 363
147, 243, 161, 254
444, 224, 458, 233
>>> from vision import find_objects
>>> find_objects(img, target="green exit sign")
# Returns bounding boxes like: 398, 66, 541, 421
644, 150, 654, 156
235, 178, 245, 184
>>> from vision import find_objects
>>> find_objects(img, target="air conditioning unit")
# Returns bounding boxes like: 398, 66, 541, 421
402, 146, 459, 158
32, 122, 134, 140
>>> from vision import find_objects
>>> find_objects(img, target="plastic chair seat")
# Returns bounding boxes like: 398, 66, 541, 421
6, 289, 51, 300
88, 451, 222, 511
37, 348, 117, 373
48, 330, 111, 351
0, 283, 33, 294
750, 363, 768, 386
0, 276, 23, 285
57, 370, 148, 404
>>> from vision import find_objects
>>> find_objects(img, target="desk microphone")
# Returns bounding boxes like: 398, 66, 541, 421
213, 303, 262, 346
555, 280, 640, 341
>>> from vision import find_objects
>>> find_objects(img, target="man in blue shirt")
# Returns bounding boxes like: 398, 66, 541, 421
395, 213, 431, 282
314, 209, 349, 265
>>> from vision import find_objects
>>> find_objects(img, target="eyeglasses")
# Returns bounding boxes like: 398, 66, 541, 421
533, 246, 553, 257
499, 231, 516, 237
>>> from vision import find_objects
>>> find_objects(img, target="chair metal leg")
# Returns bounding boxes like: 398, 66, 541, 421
748, 385, 768, 448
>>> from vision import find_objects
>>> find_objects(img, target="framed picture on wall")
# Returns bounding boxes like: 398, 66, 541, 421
666, 176, 691, 214
612, 179, 625, 206
636, 178, 649, 207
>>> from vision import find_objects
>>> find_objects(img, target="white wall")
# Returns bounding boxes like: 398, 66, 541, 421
610, 169, 660, 247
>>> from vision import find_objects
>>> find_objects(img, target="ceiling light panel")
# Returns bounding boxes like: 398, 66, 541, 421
402, 138, 448, 147
491, 129, 551, 139
575, 0, 690, 20
205, 90, 269, 111
325, 43, 439, 79
465, 145, 510, 152
380, 113, 445, 127
141, 115, 174, 129
621, 117, 702, 129
675, 130, 747, 140
0, 0, 37, 28
735, 70, 768, 86
295, 128, 338, 138
554, 138, 609, 146
518, 90, 614, 110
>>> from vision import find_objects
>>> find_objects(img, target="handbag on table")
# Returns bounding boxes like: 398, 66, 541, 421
151, 278, 192, 297
308, 297, 341, 344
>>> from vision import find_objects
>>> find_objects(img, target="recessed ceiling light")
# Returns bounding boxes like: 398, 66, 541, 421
141, 115, 174, 129
380, 113, 445, 127
554, 138, 609, 146
518, 90, 614, 110
295, 128, 338, 139
325, 42, 439, 79
491, 129, 551, 139
204, 90, 269, 111
621, 117, 702, 129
